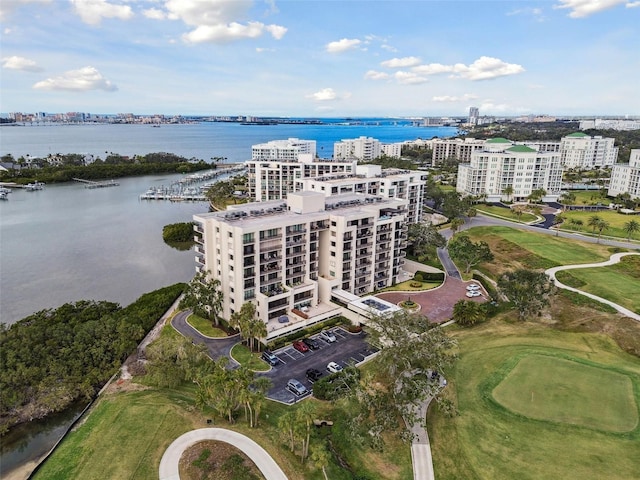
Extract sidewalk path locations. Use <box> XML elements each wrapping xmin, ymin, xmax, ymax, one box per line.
<box><xmin>159</xmin><ymin>428</ymin><xmax>288</xmax><ymax>480</ymax></box>
<box><xmin>407</xmin><ymin>399</ymin><xmax>435</xmax><ymax>480</ymax></box>
<box><xmin>545</xmin><ymin>252</ymin><xmax>640</xmax><ymax>322</ymax></box>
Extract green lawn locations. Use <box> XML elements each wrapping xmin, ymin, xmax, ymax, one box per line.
<box><xmin>555</xmin><ymin>255</ymin><xmax>640</xmax><ymax>313</ymax></box>
<box><xmin>428</xmin><ymin>321</ymin><xmax>640</xmax><ymax>480</ymax></box>
<box><xmin>230</xmin><ymin>343</ymin><xmax>270</xmax><ymax>372</ymax></box>
<box><xmin>466</xmin><ymin>226</ymin><xmax>611</xmax><ymax>268</ymax></box>
<box><xmin>560</xmin><ymin>210</ymin><xmax>640</xmax><ymax>241</ymax></box>
<box><xmin>567</xmin><ymin>190</ymin><xmax>610</xmax><ymax>206</ymax></box>
<box><xmin>476</xmin><ymin>205</ymin><xmax>538</xmax><ymax>223</ymax></box>
<box><xmin>492</xmin><ymin>354</ymin><xmax>637</xmax><ymax>432</ymax></box>
<box><xmin>186</xmin><ymin>314</ymin><xmax>228</xmax><ymax>337</ymax></box>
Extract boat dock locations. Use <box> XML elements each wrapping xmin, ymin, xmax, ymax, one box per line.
<box><xmin>72</xmin><ymin>178</ymin><xmax>120</xmax><ymax>189</ymax></box>
<box><xmin>139</xmin><ymin>165</ymin><xmax>246</xmax><ymax>202</ymax></box>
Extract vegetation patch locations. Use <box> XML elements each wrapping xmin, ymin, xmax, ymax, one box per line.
<box><xmin>187</xmin><ymin>313</ymin><xmax>228</xmax><ymax>337</ymax></box>
<box><xmin>428</xmin><ymin>319</ymin><xmax>640</xmax><ymax>480</ymax></box>
<box><xmin>179</xmin><ymin>440</ymin><xmax>264</xmax><ymax>480</ymax></box>
<box><xmin>491</xmin><ymin>354</ymin><xmax>638</xmax><ymax>432</ymax></box>
<box><xmin>560</xmin><ymin>210</ymin><xmax>640</xmax><ymax>241</ymax></box>
<box><xmin>162</xmin><ymin>222</ymin><xmax>196</xmax><ymax>251</ymax></box>
<box><xmin>476</xmin><ymin>204</ymin><xmax>538</xmax><ymax>223</ymax></box>
<box><xmin>230</xmin><ymin>344</ymin><xmax>270</xmax><ymax>372</ymax></box>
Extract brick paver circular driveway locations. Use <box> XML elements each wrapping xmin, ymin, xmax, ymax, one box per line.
<box><xmin>376</xmin><ymin>277</ymin><xmax>486</xmax><ymax>323</ymax></box>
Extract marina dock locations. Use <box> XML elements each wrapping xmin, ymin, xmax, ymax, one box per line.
<box><xmin>139</xmin><ymin>165</ymin><xmax>245</xmax><ymax>202</ymax></box>
<box><xmin>73</xmin><ymin>178</ymin><xmax>120</xmax><ymax>189</ymax></box>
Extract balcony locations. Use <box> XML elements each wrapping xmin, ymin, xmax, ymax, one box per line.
<box><xmin>260</xmin><ymin>238</ymin><xmax>282</xmax><ymax>251</ymax></box>
<box><xmin>286</xmin><ymin>236</ymin><xmax>305</xmax><ymax>247</ymax></box>
<box><xmin>260</xmin><ymin>252</ymin><xmax>281</xmax><ymax>263</ymax></box>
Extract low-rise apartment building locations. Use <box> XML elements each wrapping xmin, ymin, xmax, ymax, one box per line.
<box><xmin>295</xmin><ymin>165</ymin><xmax>426</xmax><ymax>223</ymax></box>
<box><xmin>456</xmin><ymin>137</ymin><xmax>563</xmax><ymax>202</ymax></box>
<box><xmin>608</xmin><ymin>149</ymin><xmax>640</xmax><ymax>200</ymax></box>
<box><xmin>193</xmin><ymin>191</ymin><xmax>408</xmax><ymax>338</ymax></box>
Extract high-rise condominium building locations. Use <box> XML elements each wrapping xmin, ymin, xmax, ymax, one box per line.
<box><xmin>193</xmin><ymin>191</ymin><xmax>408</xmax><ymax>339</ymax></box>
<box><xmin>456</xmin><ymin>138</ymin><xmax>563</xmax><ymax>202</ymax></box>
<box><xmin>429</xmin><ymin>137</ymin><xmax>486</xmax><ymax>164</ymax></box>
<box><xmin>468</xmin><ymin>107</ymin><xmax>479</xmax><ymax>125</ymax></box>
<box><xmin>334</xmin><ymin>136</ymin><xmax>382</xmax><ymax>161</ymax></box>
<box><xmin>608</xmin><ymin>149</ymin><xmax>640</xmax><ymax>200</ymax></box>
<box><xmin>295</xmin><ymin>164</ymin><xmax>426</xmax><ymax>223</ymax></box>
<box><xmin>560</xmin><ymin>132</ymin><xmax>618</xmax><ymax>169</ymax></box>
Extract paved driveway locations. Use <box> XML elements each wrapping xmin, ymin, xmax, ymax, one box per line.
<box><xmin>171</xmin><ymin>310</ymin><xmax>239</xmax><ymax>360</ymax></box>
<box><xmin>259</xmin><ymin>327</ymin><xmax>377</xmax><ymax>404</ymax></box>
<box><xmin>376</xmin><ymin>277</ymin><xmax>487</xmax><ymax>323</ymax></box>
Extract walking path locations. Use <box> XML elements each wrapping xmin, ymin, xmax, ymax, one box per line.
<box><xmin>545</xmin><ymin>252</ymin><xmax>640</xmax><ymax>322</ymax></box>
<box><xmin>159</xmin><ymin>428</ymin><xmax>288</xmax><ymax>480</ymax></box>
<box><xmin>406</xmin><ymin>399</ymin><xmax>435</xmax><ymax>480</ymax></box>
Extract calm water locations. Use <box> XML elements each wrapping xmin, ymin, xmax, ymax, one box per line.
<box><xmin>0</xmin><ymin>121</ymin><xmax>455</xmax><ymax>475</ymax></box>
<box><xmin>0</xmin><ymin>120</ymin><xmax>456</xmax><ymax>162</ymax></box>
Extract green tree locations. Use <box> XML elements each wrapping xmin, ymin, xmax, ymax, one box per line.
<box><xmin>498</xmin><ymin>269</ymin><xmax>555</xmax><ymax>320</ymax></box>
<box><xmin>527</xmin><ymin>188</ymin><xmax>547</xmax><ymax>204</ymax></box>
<box><xmin>560</xmin><ymin>191</ymin><xmax>576</xmax><ymax>206</ymax></box>
<box><xmin>450</xmin><ymin>217</ymin><xmax>465</xmax><ymax>234</ymax></box>
<box><xmin>467</xmin><ymin>207</ymin><xmax>477</xmax><ymax>223</ymax></box>
<box><xmin>441</xmin><ymin>191</ymin><xmax>470</xmax><ymax>220</ymax></box>
<box><xmin>354</xmin><ymin>310</ymin><xmax>457</xmax><ymax>446</ymax></box>
<box><xmin>587</xmin><ymin>214</ymin><xmax>602</xmax><ymax>233</ymax></box>
<box><xmin>407</xmin><ymin>222</ymin><xmax>446</xmax><ymax>259</ymax></box>
<box><xmin>310</xmin><ymin>444</ymin><xmax>331</xmax><ymax>480</ymax></box>
<box><xmin>502</xmin><ymin>185</ymin><xmax>514</xmax><ymax>202</ymax></box>
<box><xmin>452</xmin><ymin>299</ymin><xmax>484</xmax><ymax>326</ymax></box>
<box><xmin>448</xmin><ymin>235</ymin><xmax>494</xmax><ymax>274</ymax></box>
<box><xmin>594</xmin><ymin>218</ymin><xmax>610</xmax><ymax>243</ymax></box>
<box><xmin>623</xmin><ymin>220</ymin><xmax>640</xmax><ymax>240</ymax></box>
<box><xmin>180</xmin><ymin>271</ymin><xmax>224</xmax><ymax>326</ymax></box>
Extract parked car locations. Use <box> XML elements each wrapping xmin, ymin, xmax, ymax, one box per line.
<box><xmin>302</xmin><ymin>337</ymin><xmax>320</xmax><ymax>350</ymax></box>
<box><xmin>292</xmin><ymin>340</ymin><xmax>309</xmax><ymax>353</ymax></box>
<box><xmin>327</xmin><ymin>361</ymin><xmax>343</xmax><ymax>374</ymax></box>
<box><xmin>261</xmin><ymin>350</ymin><xmax>279</xmax><ymax>366</ymax></box>
<box><xmin>319</xmin><ymin>330</ymin><xmax>337</xmax><ymax>343</ymax></box>
<box><xmin>306</xmin><ymin>368</ymin><xmax>323</xmax><ymax>382</ymax></box>
<box><xmin>466</xmin><ymin>284</ymin><xmax>481</xmax><ymax>291</ymax></box>
<box><xmin>287</xmin><ymin>378</ymin><xmax>308</xmax><ymax>396</ymax></box>
<box><xmin>466</xmin><ymin>291</ymin><xmax>482</xmax><ymax>298</ymax></box>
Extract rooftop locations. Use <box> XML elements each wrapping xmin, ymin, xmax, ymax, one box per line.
<box><xmin>566</xmin><ymin>132</ymin><xmax>589</xmax><ymax>138</ymax></box>
<box><xmin>486</xmin><ymin>137</ymin><xmax>512</xmax><ymax>144</ymax></box>
<box><xmin>506</xmin><ymin>145</ymin><xmax>537</xmax><ymax>153</ymax></box>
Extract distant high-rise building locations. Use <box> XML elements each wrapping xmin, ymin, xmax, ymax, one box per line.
<box><xmin>468</xmin><ymin>107</ymin><xmax>479</xmax><ymax>125</ymax></box>
<box><xmin>608</xmin><ymin>149</ymin><xmax>640</xmax><ymax>200</ymax></box>
<box><xmin>560</xmin><ymin>132</ymin><xmax>618</xmax><ymax>169</ymax></box>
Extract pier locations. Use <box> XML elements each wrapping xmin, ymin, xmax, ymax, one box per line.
<box><xmin>72</xmin><ymin>178</ymin><xmax>120</xmax><ymax>189</ymax></box>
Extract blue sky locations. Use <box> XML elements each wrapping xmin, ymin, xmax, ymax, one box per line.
<box><xmin>1</xmin><ymin>0</ymin><xmax>639</xmax><ymax>117</ymax></box>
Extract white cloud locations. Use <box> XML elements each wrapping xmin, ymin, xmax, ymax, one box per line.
<box><xmin>33</xmin><ymin>66</ymin><xmax>117</xmax><ymax>91</ymax></box>
<box><xmin>381</xmin><ymin>56</ymin><xmax>421</xmax><ymax>68</ymax></box>
<box><xmin>627</xmin><ymin>1</ymin><xmax>640</xmax><ymax>7</ymax></box>
<box><xmin>307</xmin><ymin>88</ymin><xmax>337</xmax><ymax>101</ymax></box>
<box><xmin>2</xmin><ymin>55</ymin><xmax>43</xmax><ymax>72</ymax></box>
<box><xmin>364</xmin><ymin>70</ymin><xmax>389</xmax><ymax>80</ymax></box>
<box><xmin>380</xmin><ymin>43</ymin><xmax>398</xmax><ymax>53</ymax></box>
<box><xmin>394</xmin><ymin>71</ymin><xmax>428</xmax><ymax>85</ymax></box>
<box><xmin>507</xmin><ymin>7</ymin><xmax>546</xmax><ymax>21</ymax></box>
<box><xmin>0</xmin><ymin>0</ymin><xmax>52</xmax><ymax>22</ymax></box>
<box><xmin>70</xmin><ymin>0</ymin><xmax>133</xmax><ymax>25</ymax></box>
<box><xmin>142</xmin><ymin>8</ymin><xmax>166</xmax><ymax>20</ymax></box>
<box><xmin>162</xmin><ymin>0</ymin><xmax>287</xmax><ymax>44</ymax></box>
<box><xmin>432</xmin><ymin>94</ymin><xmax>478</xmax><ymax>102</ymax></box>
<box><xmin>553</xmin><ymin>0</ymin><xmax>627</xmax><ymax>18</ymax></box>
<box><xmin>256</xmin><ymin>47</ymin><xmax>275</xmax><ymax>53</ymax></box>
<box><xmin>325</xmin><ymin>38</ymin><xmax>362</xmax><ymax>53</ymax></box>
<box><xmin>412</xmin><ymin>56</ymin><xmax>524</xmax><ymax>81</ymax></box>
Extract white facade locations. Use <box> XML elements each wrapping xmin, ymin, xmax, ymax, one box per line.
<box><xmin>429</xmin><ymin>137</ymin><xmax>486</xmax><ymax>164</ymax></box>
<box><xmin>456</xmin><ymin>138</ymin><xmax>563</xmax><ymax>202</ymax></box>
<box><xmin>608</xmin><ymin>149</ymin><xmax>640</xmax><ymax>200</ymax></box>
<box><xmin>295</xmin><ymin>165</ymin><xmax>427</xmax><ymax>223</ymax></box>
<box><xmin>251</xmin><ymin>138</ymin><xmax>316</xmax><ymax>161</ymax></box>
<box><xmin>381</xmin><ymin>142</ymin><xmax>403</xmax><ymax>158</ymax></box>
<box><xmin>193</xmin><ymin>192</ymin><xmax>408</xmax><ymax>339</ymax></box>
<box><xmin>560</xmin><ymin>133</ymin><xmax>618</xmax><ymax>169</ymax></box>
<box><xmin>334</xmin><ymin>136</ymin><xmax>382</xmax><ymax>161</ymax></box>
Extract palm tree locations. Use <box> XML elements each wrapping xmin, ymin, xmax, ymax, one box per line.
<box><xmin>623</xmin><ymin>220</ymin><xmax>640</xmax><ymax>241</ymax></box>
<box><xmin>595</xmin><ymin>218</ymin><xmax>610</xmax><ymax>243</ymax></box>
<box><xmin>452</xmin><ymin>299</ymin><xmax>484</xmax><ymax>326</ymax></box>
<box><xmin>502</xmin><ymin>185</ymin><xmax>514</xmax><ymax>203</ymax></box>
<box><xmin>587</xmin><ymin>214</ymin><xmax>602</xmax><ymax>233</ymax></box>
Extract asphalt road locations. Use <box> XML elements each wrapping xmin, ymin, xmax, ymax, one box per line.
<box><xmin>171</xmin><ymin>310</ymin><xmax>239</xmax><ymax>360</ymax></box>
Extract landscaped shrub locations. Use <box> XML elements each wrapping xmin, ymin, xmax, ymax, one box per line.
<box><xmin>313</xmin><ymin>367</ymin><xmax>361</xmax><ymax>401</ymax></box>
<box><xmin>415</xmin><ymin>270</ymin><xmax>445</xmax><ymax>282</ymax></box>
<box><xmin>471</xmin><ymin>273</ymin><xmax>498</xmax><ymax>300</ymax></box>
<box><xmin>414</xmin><ymin>272</ymin><xmax>424</xmax><ymax>282</ymax></box>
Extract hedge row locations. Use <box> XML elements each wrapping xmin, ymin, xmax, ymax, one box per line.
<box><xmin>266</xmin><ymin>315</ymin><xmax>348</xmax><ymax>350</ymax></box>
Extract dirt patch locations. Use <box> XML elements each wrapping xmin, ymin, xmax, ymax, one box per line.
<box><xmin>179</xmin><ymin>440</ymin><xmax>265</xmax><ymax>480</ymax></box>
<box><xmin>103</xmin><ymin>378</ymin><xmax>150</xmax><ymax>395</ymax></box>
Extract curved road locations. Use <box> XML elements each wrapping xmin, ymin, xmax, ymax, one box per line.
<box><xmin>546</xmin><ymin>252</ymin><xmax>640</xmax><ymax>321</ymax></box>
<box><xmin>171</xmin><ymin>310</ymin><xmax>239</xmax><ymax>361</ymax></box>
<box><xmin>159</xmin><ymin>428</ymin><xmax>288</xmax><ymax>480</ymax></box>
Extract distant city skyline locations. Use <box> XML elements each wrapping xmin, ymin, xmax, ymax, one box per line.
<box><xmin>1</xmin><ymin>1</ymin><xmax>639</xmax><ymax>117</ymax></box>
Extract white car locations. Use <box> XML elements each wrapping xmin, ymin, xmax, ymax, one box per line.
<box><xmin>327</xmin><ymin>361</ymin><xmax>343</xmax><ymax>374</ymax></box>
<box><xmin>319</xmin><ymin>330</ymin><xmax>337</xmax><ymax>343</ymax></box>
<box><xmin>466</xmin><ymin>291</ymin><xmax>482</xmax><ymax>298</ymax></box>
<box><xmin>466</xmin><ymin>284</ymin><xmax>481</xmax><ymax>291</ymax></box>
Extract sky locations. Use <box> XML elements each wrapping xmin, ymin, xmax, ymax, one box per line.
<box><xmin>1</xmin><ymin>0</ymin><xmax>639</xmax><ymax>117</ymax></box>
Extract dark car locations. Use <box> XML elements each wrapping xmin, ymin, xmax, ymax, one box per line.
<box><xmin>302</xmin><ymin>337</ymin><xmax>320</xmax><ymax>350</ymax></box>
<box><xmin>292</xmin><ymin>340</ymin><xmax>309</xmax><ymax>353</ymax></box>
<box><xmin>261</xmin><ymin>350</ymin><xmax>279</xmax><ymax>366</ymax></box>
<box><xmin>306</xmin><ymin>368</ymin><xmax>323</xmax><ymax>382</ymax></box>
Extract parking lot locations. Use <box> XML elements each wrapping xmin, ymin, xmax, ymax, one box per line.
<box><xmin>259</xmin><ymin>327</ymin><xmax>378</xmax><ymax>404</ymax></box>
